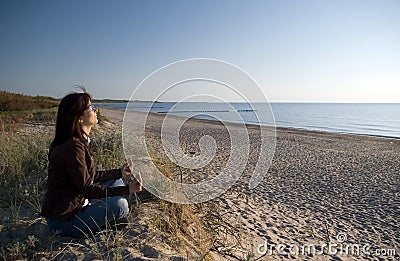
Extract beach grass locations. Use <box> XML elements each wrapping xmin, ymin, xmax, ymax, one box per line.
<box><xmin>0</xmin><ymin>120</ymin><xmax>53</xmax><ymax>260</ymax></box>
<box><xmin>0</xmin><ymin>91</ymin><xmax>59</xmax><ymax>112</ymax></box>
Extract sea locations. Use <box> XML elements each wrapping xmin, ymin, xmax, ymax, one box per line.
<box><xmin>96</xmin><ymin>102</ymin><xmax>400</xmax><ymax>139</ymax></box>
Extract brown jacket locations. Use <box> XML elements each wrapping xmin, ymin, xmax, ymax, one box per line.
<box><xmin>41</xmin><ymin>137</ymin><xmax>129</xmax><ymax>221</ymax></box>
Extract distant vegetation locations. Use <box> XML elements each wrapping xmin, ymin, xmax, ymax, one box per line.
<box><xmin>0</xmin><ymin>91</ymin><xmax>59</xmax><ymax>129</ymax></box>
<box><xmin>0</xmin><ymin>91</ymin><xmax>59</xmax><ymax>112</ymax></box>
<box><xmin>93</xmin><ymin>99</ymin><xmax>129</xmax><ymax>103</ymax></box>
<box><xmin>92</xmin><ymin>99</ymin><xmax>159</xmax><ymax>103</ymax></box>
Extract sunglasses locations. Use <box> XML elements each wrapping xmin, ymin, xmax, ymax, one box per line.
<box><xmin>87</xmin><ymin>104</ymin><xmax>97</xmax><ymax>112</ymax></box>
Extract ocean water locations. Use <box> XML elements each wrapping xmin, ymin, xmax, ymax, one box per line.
<box><xmin>97</xmin><ymin>102</ymin><xmax>400</xmax><ymax>139</ymax></box>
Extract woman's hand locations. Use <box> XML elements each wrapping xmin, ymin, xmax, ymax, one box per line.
<box><xmin>128</xmin><ymin>172</ymin><xmax>143</xmax><ymax>193</ymax></box>
<box><xmin>121</xmin><ymin>159</ymin><xmax>133</xmax><ymax>178</ymax></box>
<box><xmin>122</xmin><ymin>159</ymin><xmax>142</xmax><ymax>193</ymax></box>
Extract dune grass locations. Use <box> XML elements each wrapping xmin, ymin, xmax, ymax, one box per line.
<box><xmin>0</xmin><ymin>125</ymin><xmax>53</xmax><ymax>260</ymax></box>
<box><xmin>0</xmin><ymin>91</ymin><xmax>59</xmax><ymax>112</ymax></box>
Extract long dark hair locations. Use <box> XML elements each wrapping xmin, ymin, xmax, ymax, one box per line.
<box><xmin>49</xmin><ymin>89</ymin><xmax>92</xmax><ymax>157</ymax></box>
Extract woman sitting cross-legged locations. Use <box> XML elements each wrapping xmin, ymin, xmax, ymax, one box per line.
<box><xmin>41</xmin><ymin>89</ymin><xmax>142</xmax><ymax>237</ymax></box>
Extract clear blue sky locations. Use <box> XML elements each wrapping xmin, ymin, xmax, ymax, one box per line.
<box><xmin>0</xmin><ymin>0</ymin><xmax>399</xmax><ymax>102</ymax></box>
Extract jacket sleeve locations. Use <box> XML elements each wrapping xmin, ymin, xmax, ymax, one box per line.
<box><xmin>94</xmin><ymin>168</ymin><xmax>122</xmax><ymax>183</ymax></box>
<box><xmin>65</xmin><ymin>141</ymin><xmax>129</xmax><ymax>199</ymax></box>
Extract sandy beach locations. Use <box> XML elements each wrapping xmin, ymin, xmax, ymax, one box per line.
<box><xmin>100</xmin><ymin>107</ymin><xmax>399</xmax><ymax>260</ymax></box>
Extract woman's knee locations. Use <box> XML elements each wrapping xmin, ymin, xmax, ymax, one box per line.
<box><xmin>107</xmin><ymin>197</ymin><xmax>129</xmax><ymax>219</ymax></box>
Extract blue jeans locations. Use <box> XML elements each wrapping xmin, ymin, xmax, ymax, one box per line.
<box><xmin>46</xmin><ymin>178</ymin><xmax>129</xmax><ymax>237</ymax></box>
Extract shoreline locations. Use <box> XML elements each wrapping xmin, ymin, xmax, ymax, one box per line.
<box><xmin>100</xmin><ymin>107</ymin><xmax>400</xmax><ymax>141</ymax></box>
<box><xmin>96</xmin><ymin>102</ymin><xmax>400</xmax><ymax>140</ymax></box>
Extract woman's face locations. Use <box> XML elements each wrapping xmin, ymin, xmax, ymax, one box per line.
<box><xmin>80</xmin><ymin>102</ymin><xmax>98</xmax><ymax>127</ymax></box>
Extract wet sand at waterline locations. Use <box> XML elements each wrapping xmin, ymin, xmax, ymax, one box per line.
<box><xmin>102</xmin><ymin>108</ymin><xmax>399</xmax><ymax>260</ymax></box>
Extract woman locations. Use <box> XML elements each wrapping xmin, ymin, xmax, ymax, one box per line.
<box><xmin>41</xmin><ymin>90</ymin><xmax>142</xmax><ymax>237</ymax></box>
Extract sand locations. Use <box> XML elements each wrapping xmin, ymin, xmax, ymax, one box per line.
<box><xmin>100</xmin><ymin>108</ymin><xmax>399</xmax><ymax>260</ymax></box>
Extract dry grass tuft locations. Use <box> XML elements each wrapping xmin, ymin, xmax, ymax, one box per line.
<box><xmin>147</xmin><ymin>145</ymin><xmax>253</xmax><ymax>260</ymax></box>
